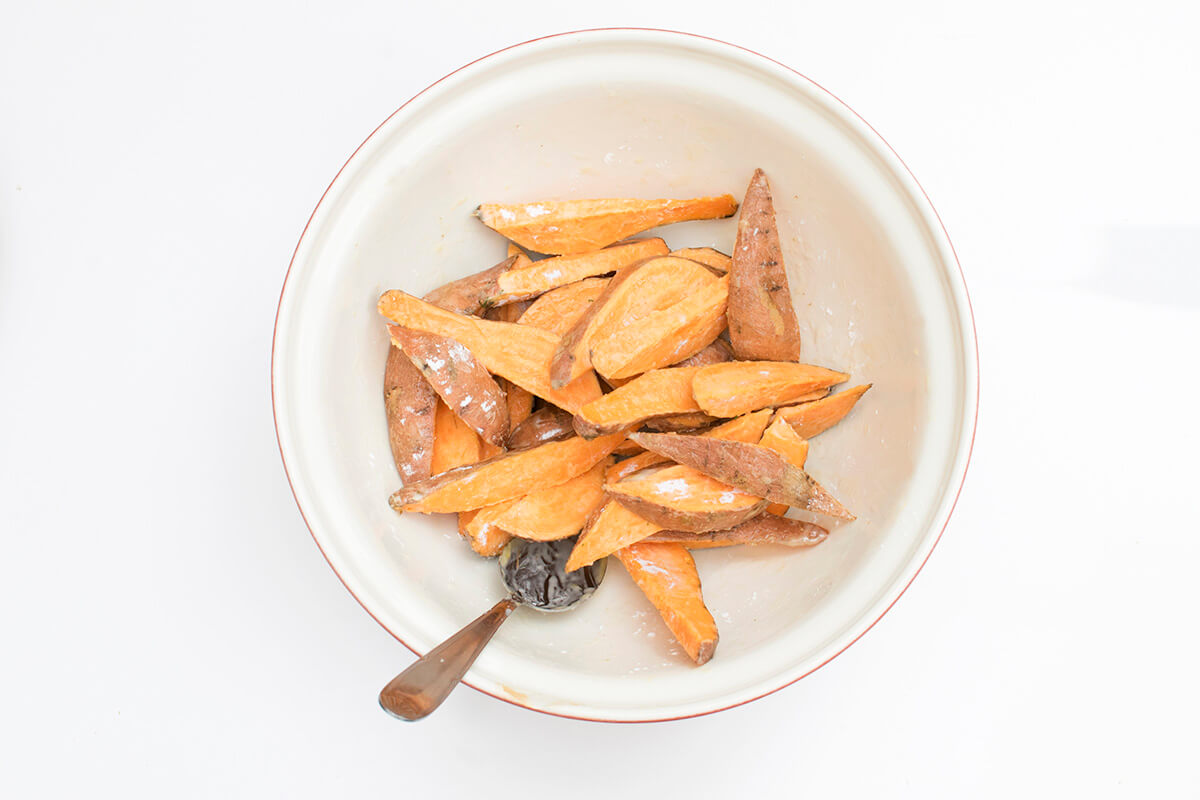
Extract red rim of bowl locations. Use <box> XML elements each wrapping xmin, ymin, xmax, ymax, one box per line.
<box><xmin>270</xmin><ymin>27</ymin><xmax>980</xmax><ymax>724</ymax></box>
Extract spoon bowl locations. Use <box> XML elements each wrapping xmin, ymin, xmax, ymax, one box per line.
<box><xmin>379</xmin><ymin>539</ymin><xmax>606</xmax><ymax>720</ymax></box>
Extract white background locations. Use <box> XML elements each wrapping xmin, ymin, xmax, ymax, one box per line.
<box><xmin>3</xmin><ymin>1</ymin><xmax>1198</xmax><ymax>797</ymax></box>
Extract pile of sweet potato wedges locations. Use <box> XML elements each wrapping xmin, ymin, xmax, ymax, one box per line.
<box><xmin>377</xmin><ymin>170</ymin><xmax>869</xmax><ymax>665</ymax></box>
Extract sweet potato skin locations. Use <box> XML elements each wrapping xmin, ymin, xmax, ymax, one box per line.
<box><xmin>573</xmin><ymin>367</ymin><xmax>702</xmax><ymax>438</ymax></box>
<box><xmin>627</xmin><ymin>432</ymin><xmax>855</xmax><ymax>519</ymax></box>
<box><xmin>422</xmin><ymin>255</ymin><xmax>518</xmax><ymax>315</ymax></box>
<box><xmin>506</xmin><ymin>406</ymin><xmax>576</xmax><ymax>450</ymax></box>
<box><xmin>758</xmin><ymin>415</ymin><xmax>810</xmax><ymax>515</ymax></box>
<box><xmin>383</xmin><ymin>343</ymin><xmax>437</xmax><ymax>483</ymax></box>
<box><xmin>643</xmin><ymin>413</ymin><xmax>719</xmax><ymax>432</ymax></box>
<box><xmin>477</xmin><ymin>196</ymin><xmax>738</xmax><ymax>255</ymax></box>
<box><xmin>616</xmin><ymin>542</ymin><xmax>718</xmax><ymax>665</ymax></box>
<box><xmin>775</xmin><ymin>384</ymin><xmax>872</xmax><ymax>438</ymax></box>
<box><xmin>691</xmin><ymin>361</ymin><xmax>846</xmax><ymax>418</ymax></box>
<box><xmin>391</xmin><ymin>432</ymin><xmax>626</xmax><ymax>513</ymax></box>
<box><xmin>670</xmin><ymin>337</ymin><xmax>734</xmax><ymax>369</ymax></box>
<box><xmin>389</xmin><ymin>326</ymin><xmax>509</xmax><ymax>448</ymax></box>
<box><xmin>613</xmin><ymin>408</ymin><xmax>774</xmax><ymax>476</ymax></box>
<box><xmin>606</xmin><ymin>465</ymin><xmax>768</xmax><ymax>533</ymax></box>
<box><xmin>728</xmin><ymin>169</ymin><xmax>803</xmax><ymax>361</ymax></box>
<box><xmin>378</xmin><ymin>292</ymin><xmax>602</xmax><ymax>413</ymax></box>
<box><xmin>644</xmin><ymin>514</ymin><xmax>828</xmax><ymax>549</ymax></box>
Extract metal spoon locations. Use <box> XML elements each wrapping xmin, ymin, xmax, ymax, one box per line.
<box><xmin>378</xmin><ymin>537</ymin><xmax>607</xmax><ymax>720</ymax></box>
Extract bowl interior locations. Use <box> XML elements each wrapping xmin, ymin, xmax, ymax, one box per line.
<box><xmin>273</xmin><ymin>31</ymin><xmax>974</xmax><ymax>721</ymax></box>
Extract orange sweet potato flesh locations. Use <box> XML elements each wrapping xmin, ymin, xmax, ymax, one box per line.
<box><xmin>477</xmin><ymin>195</ymin><xmax>738</xmax><ymax>256</ymax></box>
<box><xmin>728</xmin><ymin>169</ymin><xmax>803</xmax><ymax>361</ymax></box>
<box><xmin>672</xmin><ymin>247</ymin><xmax>732</xmax><ymax>273</ymax></box>
<box><xmin>507</xmin><ymin>242</ymin><xmax>534</xmax><ymax>270</ymax></box>
<box><xmin>573</xmin><ymin>367</ymin><xmax>702</xmax><ymax>438</ymax></box>
<box><xmin>506</xmin><ymin>406</ymin><xmax>575</xmax><ymax>450</ymax></box>
<box><xmin>775</xmin><ymin>384</ymin><xmax>872</xmax><ymax>439</ymax></box>
<box><xmin>644</xmin><ymin>514</ymin><xmax>828</xmax><ymax>549</ymax></box>
<box><xmin>389</xmin><ymin>326</ymin><xmax>509</xmax><ymax>447</ymax></box>
<box><xmin>566</xmin><ymin>500</ymin><xmax>663</xmax><ymax>572</ymax></box>
<box><xmin>485</xmin><ymin>294</ymin><xmax>536</xmax><ymax>430</ymax></box>
<box><xmin>431</xmin><ymin>399</ymin><xmax>486</xmax><ymax>475</ymax></box>
<box><xmin>495</xmin><ymin>238</ymin><xmax>667</xmax><ymax>300</ymax></box>
<box><xmin>378</xmin><ymin>291</ymin><xmax>601</xmax><ymax>413</ymax></box>
<box><xmin>458</xmin><ymin>507</ymin><xmax>514</xmax><ymax>557</ymax></box>
<box><xmin>391</xmin><ymin>432</ymin><xmax>626</xmax><ymax>513</ymax></box>
<box><xmin>517</xmin><ymin>277</ymin><xmax>609</xmax><ymax>336</ymax></box>
<box><xmin>589</xmin><ymin>274</ymin><xmax>730</xmax><ymax>380</ymax></box>
<box><xmin>670</xmin><ymin>337</ymin><xmax>733</xmax><ymax>369</ymax></box>
<box><xmin>504</xmin><ymin>382</ymin><xmax>534</xmax><ymax>433</ymax></box>
<box><xmin>422</xmin><ymin>255</ymin><xmax>518</xmax><ymax>316</ymax></box>
<box><xmin>606</xmin><ymin>464</ymin><xmax>768</xmax><ymax>533</ymax></box>
<box><xmin>384</xmin><ymin>343</ymin><xmax>437</xmax><ymax>483</ymax></box>
<box><xmin>491</xmin><ymin>460</ymin><xmax>609</xmax><ymax>541</ymax></box>
<box><xmin>610</xmin><ymin>409</ymin><xmax>774</xmax><ymax>478</ymax></box>
<box><xmin>550</xmin><ymin>256</ymin><xmax>717</xmax><ymax>388</ymax></box>
<box><xmin>616</xmin><ymin>542</ymin><xmax>718</xmax><ymax>665</ymax></box>
<box><xmin>627</xmin><ymin>432</ymin><xmax>855</xmax><ymax>520</ymax></box>
<box><xmin>691</xmin><ymin>361</ymin><xmax>847</xmax><ymax>418</ymax></box>
<box><xmin>758</xmin><ymin>416</ymin><xmax>810</xmax><ymax>515</ymax></box>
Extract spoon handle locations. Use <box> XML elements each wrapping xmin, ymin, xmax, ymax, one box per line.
<box><xmin>379</xmin><ymin>598</ymin><xmax>517</xmax><ymax>721</ymax></box>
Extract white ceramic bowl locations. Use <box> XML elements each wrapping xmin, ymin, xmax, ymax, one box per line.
<box><xmin>272</xmin><ymin>29</ymin><xmax>977</xmax><ymax>722</ymax></box>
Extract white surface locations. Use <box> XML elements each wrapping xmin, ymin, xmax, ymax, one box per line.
<box><xmin>273</xmin><ymin>30</ymin><xmax>976</xmax><ymax>720</ymax></box>
<box><xmin>1</xmin><ymin>1</ymin><xmax>1197</xmax><ymax>796</ymax></box>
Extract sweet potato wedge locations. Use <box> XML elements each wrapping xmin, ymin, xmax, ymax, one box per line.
<box><xmin>549</xmin><ymin>256</ymin><xmax>718</xmax><ymax>387</ymax></box>
<box><xmin>483</xmin><ymin>293</ymin><xmax>536</xmax><ymax>431</ymax></box>
<box><xmin>391</xmin><ymin>432</ymin><xmax>626</xmax><ymax>514</ymax></box>
<box><xmin>606</xmin><ymin>464</ymin><xmax>768</xmax><ymax>533</ymax></box>
<box><xmin>383</xmin><ymin>342</ymin><xmax>437</xmax><ymax>483</ymax></box>
<box><xmin>389</xmin><ymin>326</ymin><xmax>509</xmax><ymax>448</ymax></box>
<box><xmin>691</xmin><ymin>361</ymin><xmax>847</xmax><ymax>418</ymax></box>
<box><xmin>627</xmin><ymin>432</ymin><xmax>855</xmax><ymax>520</ymax></box>
<box><xmin>610</xmin><ymin>408</ymin><xmax>775</xmax><ymax>478</ymax></box>
<box><xmin>775</xmin><ymin>384</ymin><xmax>872</xmax><ymax>439</ymax></box>
<box><xmin>477</xmin><ymin>195</ymin><xmax>738</xmax><ymax>256</ymax></box>
<box><xmin>616</xmin><ymin>542</ymin><xmax>718</xmax><ymax>665</ymax></box>
<box><xmin>517</xmin><ymin>277</ymin><xmax>609</xmax><ymax>336</ymax></box>
<box><xmin>430</xmin><ymin>398</ymin><xmax>485</xmax><ymax>475</ymax></box>
<box><xmin>573</xmin><ymin>367</ymin><xmax>702</xmax><ymax>438</ymax></box>
<box><xmin>507</xmin><ymin>241</ymin><xmax>533</xmax><ymax>270</ymax></box>
<box><xmin>672</xmin><ymin>247</ymin><xmax>732</xmax><ymax>273</ymax></box>
<box><xmin>506</xmin><ymin>406</ymin><xmax>575</xmax><ymax>450</ymax></box>
<box><xmin>495</xmin><ymin>238</ymin><xmax>667</xmax><ymax>300</ymax></box>
<box><xmin>589</xmin><ymin>274</ymin><xmax>730</xmax><ymax>380</ymax></box>
<box><xmin>378</xmin><ymin>292</ymin><xmax>601</xmax><ymax>413</ymax></box>
<box><xmin>422</xmin><ymin>255</ymin><xmax>518</xmax><ymax>315</ymax></box>
<box><xmin>490</xmin><ymin>460</ymin><xmax>609</xmax><ymax>541</ymax></box>
<box><xmin>644</xmin><ymin>514</ymin><xmax>828</xmax><ymax>549</ymax></box>
<box><xmin>566</xmin><ymin>500</ymin><xmax>663</xmax><ymax>572</ymax></box>
<box><xmin>758</xmin><ymin>415</ymin><xmax>810</xmax><ymax>515</ymax></box>
<box><xmin>504</xmin><ymin>381</ymin><xmax>534</xmax><ymax>432</ymax></box>
<box><xmin>669</xmin><ymin>337</ymin><xmax>734</xmax><ymax>369</ymax></box>
<box><xmin>728</xmin><ymin>169</ymin><xmax>804</xmax><ymax>361</ymax></box>
<box><xmin>458</xmin><ymin>507</ymin><xmax>514</xmax><ymax>557</ymax></box>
